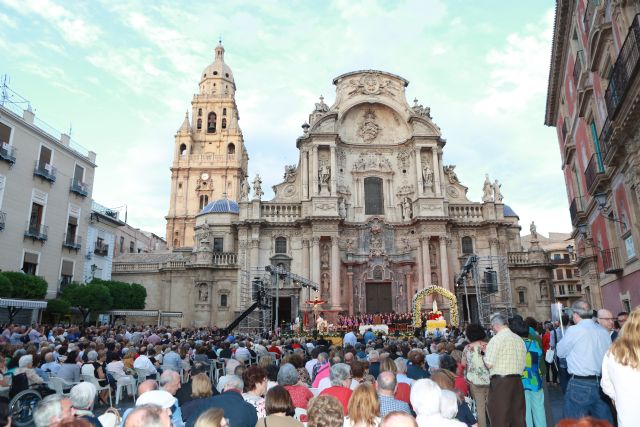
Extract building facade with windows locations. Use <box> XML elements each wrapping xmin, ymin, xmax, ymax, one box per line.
<box><xmin>545</xmin><ymin>0</ymin><xmax>640</xmax><ymax>312</ymax></box>
<box><xmin>0</xmin><ymin>98</ymin><xmax>96</xmax><ymax>298</ymax></box>
<box><xmin>113</xmin><ymin>45</ymin><xmax>557</xmax><ymax>327</ymax></box>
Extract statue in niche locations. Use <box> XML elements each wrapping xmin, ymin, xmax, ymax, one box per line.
<box><xmin>252</xmin><ymin>174</ymin><xmax>263</xmax><ymax>200</ymax></box>
<box><xmin>401</xmin><ymin>197</ymin><xmax>413</xmax><ymax>221</ymax></box>
<box><xmin>321</xmin><ymin>243</ymin><xmax>330</xmax><ymax>269</ymax></box>
<box><xmin>321</xmin><ymin>272</ymin><xmax>330</xmax><ymax>298</ymax></box>
<box><xmin>431</xmin><ymin>272</ymin><xmax>439</xmax><ymax>286</ymax></box>
<box><xmin>443</xmin><ymin>165</ymin><xmax>459</xmax><ymax>184</ymax></box>
<box><xmin>198</xmin><ymin>285</ymin><xmax>208</xmax><ymax>303</ymax></box>
<box><xmin>338</xmin><ymin>198</ymin><xmax>346</xmax><ymax>218</ymax></box>
<box><xmin>319</xmin><ymin>162</ymin><xmax>331</xmax><ymax>187</ymax></box>
<box><xmin>429</xmin><ymin>243</ymin><xmax>437</xmax><ymax>266</ymax></box>
<box><xmin>240</xmin><ymin>176</ymin><xmax>250</xmax><ymax>201</ymax></box>
<box><xmin>493</xmin><ymin>179</ymin><xmax>503</xmax><ymax>202</ymax></box>
<box><xmin>422</xmin><ymin>162</ymin><xmax>434</xmax><ymax>191</ymax></box>
<box><xmin>482</xmin><ymin>174</ymin><xmax>493</xmax><ymax>202</ymax></box>
<box><xmin>358</xmin><ymin>109</ymin><xmax>381</xmax><ymax>143</ymax></box>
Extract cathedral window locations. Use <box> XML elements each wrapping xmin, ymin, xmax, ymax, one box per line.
<box><xmin>222</xmin><ymin>118</ymin><xmax>227</xmax><ymax>129</ymax></box>
<box><xmin>213</xmin><ymin>237</ymin><xmax>224</xmax><ymax>252</ymax></box>
<box><xmin>198</xmin><ymin>108</ymin><xmax>202</xmax><ymax>116</ymax></box>
<box><xmin>461</xmin><ymin>236</ymin><xmax>474</xmax><ymax>254</ymax></box>
<box><xmin>197</xmin><ymin>118</ymin><xmax>202</xmax><ymax>130</ymax></box>
<box><xmin>275</xmin><ymin>237</ymin><xmax>287</xmax><ymax>254</ymax></box>
<box><xmin>179</xmin><ymin>144</ymin><xmax>187</xmax><ymax>158</ymax></box>
<box><xmin>199</xmin><ymin>195</ymin><xmax>209</xmax><ymax>210</ymax></box>
<box><xmin>227</xmin><ymin>143</ymin><xmax>235</xmax><ymax>155</ymax></box>
<box><xmin>220</xmin><ymin>294</ymin><xmax>227</xmax><ymax>307</ymax></box>
<box><xmin>364</xmin><ymin>177</ymin><xmax>384</xmax><ymax>215</ymax></box>
<box><xmin>223</xmin><ymin>108</ymin><xmax>227</xmax><ymax>116</ymax></box>
<box><xmin>207</xmin><ymin>112</ymin><xmax>217</xmax><ymax>133</ymax></box>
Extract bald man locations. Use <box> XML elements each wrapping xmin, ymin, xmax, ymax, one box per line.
<box><xmin>125</xmin><ymin>404</ymin><xmax>171</xmax><ymax>427</ymax></box>
<box><xmin>597</xmin><ymin>309</ymin><xmax>617</xmax><ymax>341</ymax></box>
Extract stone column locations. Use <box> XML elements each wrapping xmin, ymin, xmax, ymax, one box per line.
<box><xmin>311</xmin><ymin>237</ymin><xmax>320</xmax><ymax>288</ymax></box>
<box><xmin>415</xmin><ymin>146</ymin><xmax>423</xmax><ymax>196</ymax></box>
<box><xmin>417</xmin><ymin>240</ymin><xmax>424</xmax><ymax>291</ymax></box>
<box><xmin>405</xmin><ymin>272</ymin><xmax>413</xmax><ymax>311</ymax></box>
<box><xmin>439</xmin><ymin>237</ymin><xmax>450</xmax><ymax>290</ymax></box>
<box><xmin>331</xmin><ymin>237</ymin><xmax>340</xmax><ymax>307</ymax></box>
<box><xmin>347</xmin><ymin>270</ymin><xmax>354</xmax><ymax>315</ymax></box>
<box><xmin>301</xmin><ymin>150</ymin><xmax>309</xmax><ymax>199</ymax></box>
<box><xmin>422</xmin><ymin>236</ymin><xmax>431</xmax><ymax>288</ymax></box>
<box><xmin>330</xmin><ymin>146</ymin><xmax>336</xmax><ymax>195</ymax></box>
<box><xmin>311</xmin><ymin>146</ymin><xmax>318</xmax><ymax>196</ymax></box>
<box><xmin>433</xmin><ymin>148</ymin><xmax>442</xmax><ymax>196</ymax></box>
<box><xmin>302</xmin><ymin>239</ymin><xmax>310</xmax><ymax>310</ymax></box>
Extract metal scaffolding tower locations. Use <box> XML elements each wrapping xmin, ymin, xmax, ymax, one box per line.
<box><xmin>236</xmin><ymin>268</ymin><xmax>273</xmax><ymax>335</ymax></box>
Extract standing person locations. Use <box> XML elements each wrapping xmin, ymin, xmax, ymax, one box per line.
<box><xmin>541</xmin><ymin>324</ymin><xmax>557</xmax><ymax>385</ymax></box>
<box><xmin>461</xmin><ymin>324</ymin><xmax>490</xmax><ymax>427</ymax></box>
<box><xmin>512</xmin><ymin>319</ymin><xmax>546</xmax><ymax>427</ymax></box>
<box><xmin>344</xmin><ymin>327</ymin><xmax>358</xmax><ymax>348</ymax></box>
<box><xmin>556</xmin><ymin>300</ymin><xmax>612</xmax><ymax>423</ymax></box>
<box><xmin>550</xmin><ymin>315</ymin><xmax>569</xmax><ymax>393</ymax></box>
<box><xmin>601</xmin><ymin>306</ymin><xmax>640</xmax><ymax>427</ymax></box>
<box><xmin>483</xmin><ymin>313</ymin><xmax>527</xmax><ymax>427</ymax></box>
<box><xmin>596</xmin><ymin>309</ymin><xmax>617</xmax><ymax>341</ymax></box>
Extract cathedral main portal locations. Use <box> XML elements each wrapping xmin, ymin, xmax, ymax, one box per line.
<box><xmin>365</xmin><ymin>281</ymin><xmax>393</xmax><ymax>314</ymax></box>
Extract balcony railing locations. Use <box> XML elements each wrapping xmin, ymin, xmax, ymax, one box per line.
<box><xmin>70</xmin><ymin>178</ymin><xmax>88</xmax><ymax>197</ymax></box>
<box><xmin>0</xmin><ymin>211</ymin><xmax>5</xmax><ymax>230</ymax></box>
<box><xmin>63</xmin><ymin>233</ymin><xmax>82</xmax><ymax>251</ymax></box>
<box><xmin>574</xmin><ymin>50</ymin><xmax>585</xmax><ymax>86</ymax></box>
<box><xmin>550</xmin><ymin>257</ymin><xmax>571</xmax><ymax>265</ymax></box>
<box><xmin>24</xmin><ymin>222</ymin><xmax>48</xmax><ymax>241</ymax></box>
<box><xmin>0</xmin><ymin>143</ymin><xmax>16</xmax><ymax>165</ymax></box>
<box><xmin>604</xmin><ymin>14</ymin><xmax>640</xmax><ymax>118</ymax></box>
<box><xmin>601</xmin><ymin>247</ymin><xmax>623</xmax><ymax>274</ymax></box>
<box><xmin>212</xmin><ymin>252</ymin><xmax>237</xmax><ymax>266</ymax></box>
<box><xmin>583</xmin><ymin>0</ymin><xmax>598</xmax><ymax>34</ymax></box>
<box><xmin>94</xmin><ymin>243</ymin><xmax>109</xmax><ymax>256</ymax></box>
<box><xmin>33</xmin><ymin>160</ymin><xmax>57</xmax><ymax>182</ymax></box>
<box><xmin>585</xmin><ymin>153</ymin><xmax>605</xmax><ymax>193</ymax></box>
<box><xmin>569</xmin><ymin>196</ymin><xmax>586</xmax><ymax>225</ymax></box>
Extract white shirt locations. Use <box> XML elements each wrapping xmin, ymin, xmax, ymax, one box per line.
<box><xmin>601</xmin><ymin>351</ymin><xmax>640</xmax><ymax>427</ymax></box>
<box><xmin>343</xmin><ymin>332</ymin><xmax>357</xmax><ymax>348</ymax></box>
<box><xmin>133</xmin><ymin>355</ymin><xmax>157</xmax><ymax>374</ymax></box>
<box><xmin>305</xmin><ymin>359</ymin><xmax>318</xmax><ymax>378</ymax></box>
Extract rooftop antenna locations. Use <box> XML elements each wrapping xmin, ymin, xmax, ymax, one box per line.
<box><xmin>68</xmin><ymin>123</ymin><xmax>73</xmax><ymax>137</ymax></box>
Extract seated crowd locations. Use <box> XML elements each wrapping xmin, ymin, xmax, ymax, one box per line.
<box><xmin>337</xmin><ymin>312</ymin><xmax>413</xmax><ymax>328</ymax></box>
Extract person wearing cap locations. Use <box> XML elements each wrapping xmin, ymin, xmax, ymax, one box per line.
<box><xmin>129</xmin><ymin>390</ymin><xmax>177</xmax><ymax>427</ymax></box>
<box><xmin>185</xmin><ymin>375</ymin><xmax>257</xmax><ymax>427</ymax></box>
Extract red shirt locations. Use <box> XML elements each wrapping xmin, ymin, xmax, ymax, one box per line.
<box><xmin>320</xmin><ymin>386</ymin><xmax>352</xmax><ymax>415</ymax></box>
<box><xmin>542</xmin><ymin>331</ymin><xmax>551</xmax><ymax>353</ymax></box>
<box><xmin>395</xmin><ymin>382</ymin><xmax>411</xmax><ymax>404</ymax></box>
<box><xmin>454</xmin><ymin>374</ymin><xmax>469</xmax><ymax>396</ymax></box>
<box><xmin>284</xmin><ymin>385</ymin><xmax>314</xmax><ymax>409</ymax></box>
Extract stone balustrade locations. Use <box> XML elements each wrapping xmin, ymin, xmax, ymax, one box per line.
<box><xmin>508</xmin><ymin>251</ymin><xmax>550</xmax><ymax>265</ymax></box>
<box><xmin>448</xmin><ymin>204</ymin><xmax>484</xmax><ymax>222</ymax></box>
<box><xmin>212</xmin><ymin>252</ymin><xmax>237</xmax><ymax>266</ymax></box>
<box><xmin>175</xmin><ymin>153</ymin><xmax>236</xmax><ymax>166</ymax></box>
<box><xmin>261</xmin><ymin>203</ymin><xmax>301</xmax><ymax>222</ymax></box>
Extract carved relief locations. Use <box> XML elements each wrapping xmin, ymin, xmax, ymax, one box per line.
<box><xmin>283</xmin><ymin>165</ymin><xmax>297</xmax><ymax>183</ymax></box>
<box><xmin>369</xmin><ymin>220</ymin><xmax>385</xmax><ymax>256</ymax></box>
<box><xmin>397</xmin><ymin>149</ymin><xmax>413</xmax><ymax>169</ymax></box>
<box><xmin>412</xmin><ymin>98</ymin><xmax>432</xmax><ymax>118</ymax></box>
<box><xmin>357</xmin><ymin>109</ymin><xmax>381</xmax><ymax>143</ymax></box>
<box><xmin>336</xmin><ymin>148</ymin><xmax>347</xmax><ymax>168</ymax></box>
<box><xmin>347</xmin><ymin>72</ymin><xmax>398</xmax><ymax>97</ymax></box>
<box><xmin>352</xmin><ymin>152</ymin><xmax>393</xmax><ymax>172</ymax></box>
<box><xmin>396</xmin><ymin>184</ymin><xmax>415</xmax><ymax>197</ymax></box>
<box><xmin>443</xmin><ymin>165</ymin><xmax>460</xmax><ymax>184</ymax></box>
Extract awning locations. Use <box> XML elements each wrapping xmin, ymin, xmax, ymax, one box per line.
<box><xmin>160</xmin><ymin>311</ymin><xmax>183</xmax><ymax>318</ymax></box>
<box><xmin>108</xmin><ymin>310</ymin><xmax>159</xmax><ymax>317</ymax></box>
<box><xmin>0</xmin><ymin>299</ymin><xmax>48</xmax><ymax>309</ymax></box>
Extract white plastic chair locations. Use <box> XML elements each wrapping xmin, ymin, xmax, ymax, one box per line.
<box><xmin>113</xmin><ymin>376</ymin><xmax>135</xmax><ymax>405</ymax></box>
<box><xmin>81</xmin><ymin>375</ymin><xmax>112</xmax><ymax>407</ymax></box>
<box><xmin>47</xmin><ymin>377</ymin><xmax>77</xmax><ymax>396</ymax></box>
<box><xmin>134</xmin><ymin>368</ymin><xmax>158</xmax><ymax>387</ymax></box>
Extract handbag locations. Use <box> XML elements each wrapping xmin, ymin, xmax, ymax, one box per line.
<box><xmin>544</xmin><ymin>348</ymin><xmax>555</xmax><ymax>364</ymax></box>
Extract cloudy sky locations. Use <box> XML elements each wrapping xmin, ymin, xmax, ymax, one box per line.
<box><xmin>0</xmin><ymin>0</ymin><xmax>568</xmax><ymax>239</ymax></box>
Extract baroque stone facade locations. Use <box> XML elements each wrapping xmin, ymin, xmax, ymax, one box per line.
<box><xmin>113</xmin><ymin>47</ymin><xmax>556</xmax><ymax>327</ymax></box>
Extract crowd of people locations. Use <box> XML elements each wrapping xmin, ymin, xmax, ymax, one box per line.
<box><xmin>337</xmin><ymin>313</ymin><xmax>413</xmax><ymax>328</ymax></box>
<box><xmin>0</xmin><ymin>300</ymin><xmax>635</xmax><ymax>427</ymax></box>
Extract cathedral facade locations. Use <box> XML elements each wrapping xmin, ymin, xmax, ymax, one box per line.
<box><xmin>112</xmin><ymin>45</ymin><xmax>555</xmax><ymax>327</ymax></box>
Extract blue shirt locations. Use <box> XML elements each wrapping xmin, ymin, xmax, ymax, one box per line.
<box><xmin>556</xmin><ymin>319</ymin><xmax>611</xmax><ymax>376</ymax></box>
<box><xmin>163</xmin><ymin>351</ymin><xmax>182</xmax><ymax>372</ymax></box>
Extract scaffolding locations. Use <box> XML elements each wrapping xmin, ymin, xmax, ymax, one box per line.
<box><xmin>458</xmin><ymin>255</ymin><xmax>514</xmax><ymax>326</ymax></box>
<box><xmin>236</xmin><ymin>268</ymin><xmax>273</xmax><ymax>335</ymax></box>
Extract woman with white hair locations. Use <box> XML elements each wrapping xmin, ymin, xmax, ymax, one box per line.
<box><xmin>70</xmin><ymin>382</ymin><xmax>101</xmax><ymax>426</ymax></box>
<box><xmin>15</xmin><ymin>354</ymin><xmax>44</xmax><ymax>386</ymax></box>
<box><xmin>410</xmin><ymin>379</ymin><xmax>465</xmax><ymax>427</ymax></box>
<box><xmin>80</xmin><ymin>350</ymin><xmax>109</xmax><ymax>405</ymax></box>
<box><xmin>278</xmin><ymin>363</ymin><xmax>313</xmax><ymax>409</ymax></box>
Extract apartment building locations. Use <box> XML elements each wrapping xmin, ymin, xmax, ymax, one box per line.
<box><xmin>545</xmin><ymin>1</ymin><xmax>640</xmax><ymax>312</ymax></box>
<box><xmin>0</xmin><ymin>95</ymin><xmax>96</xmax><ymax>298</ymax></box>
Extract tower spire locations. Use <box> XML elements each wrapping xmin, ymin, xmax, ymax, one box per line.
<box><xmin>215</xmin><ymin>40</ymin><xmax>225</xmax><ymax>62</ymax></box>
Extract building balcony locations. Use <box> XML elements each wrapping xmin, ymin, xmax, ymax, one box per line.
<box><xmin>585</xmin><ymin>153</ymin><xmax>607</xmax><ymax>194</ymax></box>
<box><xmin>601</xmin><ymin>247</ymin><xmax>623</xmax><ymax>274</ymax></box>
<box><xmin>583</xmin><ymin>0</ymin><xmax>597</xmax><ymax>35</ymax></box>
<box><xmin>70</xmin><ymin>178</ymin><xmax>88</xmax><ymax>197</ymax></box>
<box><xmin>0</xmin><ymin>143</ymin><xmax>16</xmax><ymax>165</ymax></box>
<box><xmin>94</xmin><ymin>243</ymin><xmax>109</xmax><ymax>257</ymax></box>
<box><xmin>569</xmin><ymin>196</ymin><xmax>587</xmax><ymax>226</ymax></box>
<box><xmin>0</xmin><ymin>211</ymin><xmax>5</xmax><ymax>231</ymax></box>
<box><xmin>33</xmin><ymin>160</ymin><xmax>57</xmax><ymax>182</ymax></box>
<box><xmin>604</xmin><ymin>14</ymin><xmax>640</xmax><ymax>119</ymax></box>
<box><xmin>573</xmin><ymin>50</ymin><xmax>587</xmax><ymax>88</ymax></box>
<box><xmin>63</xmin><ymin>233</ymin><xmax>82</xmax><ymax>251</ymax></box>
<box><xmin>550</xmin><ymin>257</ymin><xmax>571</xmax><ymax>265</ymax></box>
<box><xmin>24</xmin><ymin>223</ymin><xmax>48</xmax><ymax>241</ymax></box>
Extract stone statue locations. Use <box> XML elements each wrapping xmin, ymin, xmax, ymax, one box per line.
<box><xmin>252</xmin><ymin>174</ymin><xmax>263</xmax><ymax>200</ymax></box>
<box><xmin>422</xmin><ymin>162</ymin><xmax>434</xmax><ymax>190</ymax></box>
<box><xmin>443</xmin><ymin>165</ymin><xmax>459</xmax><ymax>184</ymax></box>
<box><xmin>314</xmin><ymin>95</ymin><xmax>329</xmax><ymax>113</ymax></box>
<box><xmin>240</xmin><ymin>176</ymin><xmax>250</xmax><ymax>201</ymax></box>
<box><xmin>530</xmin><ymin>221</ymin><xmax>538</xmax><ymax>240</ymax></box>
<box><xmin>319</xmin><ymin>162</ymin><xmax>331</xmax><ymax>184</ymax></box>
<box><xmin>493</xmin><ymin>179</ymin><xmax>503</xmax><ymax>202</ymax></box>
<box><xmin>198</xmin><ymin>286</ymin><xmax>208</xmax><ymax>303</ymax></box>
<box><xmin>358</xmin><ymin>109</ymin><xmax>381</xmax><ymax>143</ymax></box>
<box><xmin>482</xmin><ymin>174</ymin><xmax>493</xmax><ymax>202</ymax></box>
<box><xmin>338</xmin><ymin>197</ymin><xmax>346</xmax><ymax>218</ymax></box>
<box><xmin>401</xmin><ymin>197</ymin><xmax>413</xmax><ymax>220</ymax></box>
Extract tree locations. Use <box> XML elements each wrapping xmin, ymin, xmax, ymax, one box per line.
<box><xmin>0</xmin><ymin>274</ymin><xmax>13</xmax><ymax>297</ymax></box>
<box><xmin>62</xmin><ymin>283</ymin><xmax>113</xmax><ymax>324</ymax></box>
<box><xmin>46</xmin><ymin>298</ymin><xmax>71</xmax><ymax>323</ymax></box>
<box><xmin>2</xmin><ymin>272</ymin><xmax>47</xmax><ymax>299</ymax></box>
<box><xmin>90</xmin><ymin>279</ymin><xmax>146</xmax><ymax>309</ymax></box>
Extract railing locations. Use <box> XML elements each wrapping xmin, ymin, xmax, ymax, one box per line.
<box><xmin>174</xmin><ymin>153</ymin><xmax>237</xmax><ymax>165</ymax></box>
<box><xmin>569</xmin><ymin>196</ymin><xmax>586</xmax><ymax>225</ymax></box>
<box><xmin>0</xmin><ymin>211</ymin><xmax>5</xmax><ymax>230</ymax></box>
<box><xmin>550</xmin><ymin>257</ymin><xmax>571</xmax><ymax>265</ymax></box>
<box><xmin>448</xmin><ymin>204</ymin><xmax>484</xmax><ymax>222</ymax></box>
<box><xmin>261</xmin><ymin>203</ymin><xmax>301</xmax><ymax>222</ymax></box>
<box><xmin>601</xmin><ymin>247</ymin><xmax>623</xmax><ymax>273</ymax></box>
<box><xmin>24</xmin><ymin>222</ymin><xmax>48</xmax><ymax>241</ymax></box>
<box><xmin>573</xmin><ymin>50</ymin><xmax>584</xmax><ymax>86</ymax></box>
<box><xmin>91</xmin><ymin>201</ymin><xmax>120</xmax><ymax>220</ymax></box>
<box><xmin>94</xmin><ymin>243</ymin><xmax>109</xmax><ymax>256</ymax></box>
<box><xmin>583</xmin><ymin>0</ymin><xmax>598</xmax><ymax>34</ymax></box>
<box><xmin>604</xmin><ymin>14</ymin><xmax>640</xmax><ymax>118</ymax></box>
<box><xmin>33</xmin><ymin>160</ymin><xmax>57</xmax><ymax>182</ymax></box>
<box><xmin>585</xmin><ymin>153</ymin><xmax>605</xmax><ymax>193</ymax></box>
<box><xmin>164</xmin><ymin>261</ymin><xmax>186</xmax><ymax>269</ymax></box>
<box><xmin>508</xmin><ymin>252</ymin><xmax>531</xmax><ymax>265</ymax></box>
<box><xmin>112</xmin><ymin>263</ymin><xmax>161</xmax><ymax>272</ymax></box>
<box><xmin>63</xmin><ymin>233</ymin><xmax>82</xmax><ymax>250</ymax></box>
<box><xmin>212</xmin><ymin>252</ymin><xmax>237</xmax><ymax>266</ymax></box>
<box><xmin>70</xmin><ymin>178</ymin><xmax>88</xmax><ymax>197</ymax></box>
<box><xmin>0</xmin><ymin>143</ymin><xmax>16</xmax><ymax>165</ymax></box>
<box><xmin>599</xmin><ymin>117</ymin><xmax>613</xmax><ymax>160</ymax></box>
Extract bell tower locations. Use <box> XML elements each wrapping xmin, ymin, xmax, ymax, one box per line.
<box><xmin>166</xmin><ymin>42</ymin><xmax>248</xmax><ymax>248</ymax></box>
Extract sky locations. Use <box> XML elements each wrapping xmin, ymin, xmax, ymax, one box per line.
<box><xmin>0</xmin><ymin>0</ymin><xmax>570</xmax><ymax>240</ymax></box>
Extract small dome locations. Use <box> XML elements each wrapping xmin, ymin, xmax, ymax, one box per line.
<box><xmin>201</xmin><ymin>42</ymin><xmax>234</xmax><ymax>84</ymax></box>
<box><xmin>503</xmin><ymin>204</ymin><xmax>518</xmax><ymax>217</ymax></box>
<box><xmin>200</xmin><ymin>198</ymin><xmax>239</xmax><ymax>214</ymax></box>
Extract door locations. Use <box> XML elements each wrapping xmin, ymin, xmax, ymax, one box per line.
<box><xmin>272</xmin><ymin>296</ymin><xmax>292</xmax><ymax>330</ymax></box>
<box><xmin>366</xmin><ymin>282</ymin><xmax>392</xmax><ymax>313</ymax></box>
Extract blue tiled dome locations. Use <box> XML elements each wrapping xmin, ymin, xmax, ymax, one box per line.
<box><xmin>503</xmin><ymin>204</ymin><xmax>518</xmax><ymax>217</ymax></box>
<box><xmin>200</xmin><ymin>198</ymin><xmax>239</xmax><ymax>214</ymax></box>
